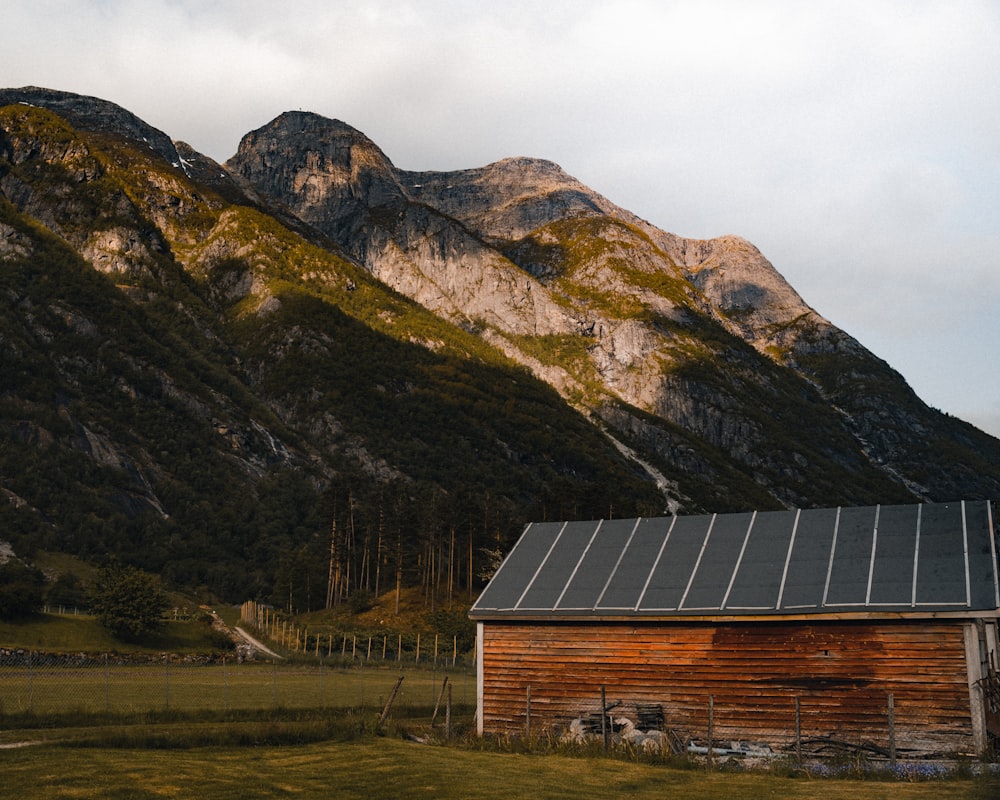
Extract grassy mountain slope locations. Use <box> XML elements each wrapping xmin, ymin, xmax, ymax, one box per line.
<box><xmin>1</xmin><ymin>89</ymin><xmax>997</xmax><ymax>615</ymax></box>
<box><xmin>0</xmin><ymin>99</ymin><xmax>661</xmax><ymax>608</ymax></box>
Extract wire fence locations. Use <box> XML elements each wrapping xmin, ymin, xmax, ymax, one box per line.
<box><xmin>0</xmin><ymin>650</ymin><xmax>475</xmax><ymax>719</ymax></box>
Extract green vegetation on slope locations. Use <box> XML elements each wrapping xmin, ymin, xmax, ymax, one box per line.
<box><xmin>0</xmin><ymin>107</ymin><xmax>662</xmax><ymax>611</ymax></box>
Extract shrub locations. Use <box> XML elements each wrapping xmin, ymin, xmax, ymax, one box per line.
<box><xmin>89</xmin><ymin>559</ymin><xmax>170</xmax><ymax>641</ymax></box>
<box><xmin>0</xmin><ymin>559</ymin><xmax>45</xmax><ymax>619</ymax></box>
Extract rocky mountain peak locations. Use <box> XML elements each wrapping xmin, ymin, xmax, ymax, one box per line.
<box><xmin>227</xmin><ymin>111</ymin><xmax>403</xmax><ymax>234</ymax></box>
<box><xmin>0</xmin><ymin>86</ymin><xmax>180</xmax><ymax>167</ymax></box>
<box><xmin>400</xmin><ymin>156</ymin><xmax>607</xmax><ymax>241</ymax></box>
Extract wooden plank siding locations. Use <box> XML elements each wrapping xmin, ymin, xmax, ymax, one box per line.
<box><xmin>480</xmin><ymin>619</ymin><xmax>976</xmax><ymax>756</ymax></box>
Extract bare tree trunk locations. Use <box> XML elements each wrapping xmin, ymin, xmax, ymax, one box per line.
<box><xmin>374</xmin><ymin>507</ymin><xmax>383</xmax><ymax>598</ymax></box>
<box><xmin>394</xmin><ymin>525</ymin><xmax>402</xmax><ymax>615</ymax></box>
<box><xmin>325</xmin><ymin>502</ymin><xmax>338</xmax><ymax>609</ymax></box>
<box><xmin>468</xmin><ymin>521</ymin><xmax>474</xmax><ymax>601</ymax></box>
<box><xmin>429</xmin><ymin>536</ymin><xmax>436</xmax><ymax>613</ymax></box>
<box><xmin>448</xmin><ymin>525</ymin><xmax>455</xmax><ymax>607</ymax></box>
<box><xmin>343</xmin><ymin>488</ymin><xmax>355</xmax><ymax>600</ymax></box>
<box><xmin>325</xmin><ymin>529</ymin><xmax>335</xmax><ymax>610</ymax></box>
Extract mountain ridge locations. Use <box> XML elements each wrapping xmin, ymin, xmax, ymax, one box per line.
<box><xmin>226</xmin><ymin>110</ymin><xmax>999</xmax><ymax>506</ymax></box>
<box><xmin>1</xmin><ymin>87</ymin><xmax>997</xmax><ymax>608</ymax></box>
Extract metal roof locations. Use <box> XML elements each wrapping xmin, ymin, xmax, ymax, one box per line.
<box><xmin>470</xmin><ymin>501</ymin><xmax>1000</xmax><ymax>619</ymax></box>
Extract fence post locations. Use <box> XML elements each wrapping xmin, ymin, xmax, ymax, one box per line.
<box><xmin>446</xmin><ymin>682</ymin><xmax>452</xmax><ymax>740</ymax></box>
<box><xmin>164</xmin><ymin>656</ymin><xmax>170</xmax><ymax>710</ymax></box>
<box><xmin>377</xmin><ymin>675</ymin><xmax>405</xmax><ymax>731</ymax></box>
<box><xmin>432</xmin><ymin>676</ymin><xmax>449</xmax><ymax>726</ymax></box>
<box><xmin>525</xmin><ymin>685</ymin><xmax>532</xmax><ymax>741</ymax></box>
<box><xmin>105</xmin><ymin>653</ymin><xmax>110</xmax><ymax>713</ymax></box>
<box><xmin>707</xmin><ymin>695</ymin><xmax>714</xmax><ymax>765</ymax></box>
<box><xmin>27</xmin><ymin>651</ymin><xmax>33</xmax><ymax>713</ymax></box>
<box><xmin>223</xmin><ymin>657</ymin><xmax>229</xmax><ymax>710</ymax></box>
<box><xmin>888</xmin><ymin>692</ymin><xmax>896</xmax><ymax>767</ymax></box>
<box><xmin>601</xmin><ymin>685</ymin><xmax>608</xmax><ymax>752</ymax></box>
<box><xmin>795</xmin><ymin>696</ymin><xmax>802</xmax><ymax>766</ymax></box>
<box><xmin>359</xmin><ymin>657</ymin><xmax>365</xmax><ymax>708</ymax></box>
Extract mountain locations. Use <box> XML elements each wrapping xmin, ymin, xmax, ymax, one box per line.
<box><xmin>226</xmin><ymin>110</ymin><xmax>1000</xmax><ymax>508</ymax></box>
<box><xmin>1</xmin><ymin>87</ymin><xmax>997</xmax><ymax>607</ymax></box>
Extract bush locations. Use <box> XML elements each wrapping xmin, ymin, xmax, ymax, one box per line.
<box><xmin>0</xmin><ymin>559</ymin><xmax>45</xmax><ymax>619</ymax></box>
<box><xmin>89</xmin><ymin>559</ymin><xmax>169</xmax><ymax>641</ymax></box>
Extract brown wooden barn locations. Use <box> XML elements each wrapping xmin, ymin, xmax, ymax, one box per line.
<box><xmin>469</xmin><ymin>501</ymin><xmax>1000</xmax><ymax>758</ymax></box>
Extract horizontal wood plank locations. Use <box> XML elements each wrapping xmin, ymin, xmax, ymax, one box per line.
<box><xmin>480</xmin><ymin>619</ymin><xmax>975</xmax><ymax>756</ymax></box>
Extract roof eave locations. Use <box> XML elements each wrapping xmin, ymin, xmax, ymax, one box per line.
<box><xmin>469</xmin><ymin>608</ymin><xmax>1000</xmax><ymax>624</ymax></box>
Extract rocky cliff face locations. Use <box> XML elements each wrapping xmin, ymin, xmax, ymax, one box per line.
<box><xmin>227</xmin><ymin>111</ymin><xmax>1000</xmax><ymax>509</ymax></box>
<box><xmin>1</xmin><ymin>89</ymin><xmax>998</xmax><ymax>602</ymax></box>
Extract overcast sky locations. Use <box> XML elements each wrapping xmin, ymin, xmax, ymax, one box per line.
<box><xmin>7</xmin><ymin>0</ymin><xmax>999</xmax><ymax>437</ymax></box>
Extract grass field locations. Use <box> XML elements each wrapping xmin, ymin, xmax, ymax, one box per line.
<box><xmin>2</xmin><ymin>610</ymin><xmax>997</xmax><ymax>798</ymax></box>
<box><xmin>0</xmin><ymin>613</ymin><xmax>224</xmax><ymax>654</ymax></box>
<box><xmin>0</xmin><ymin>660</ymin><xmax>474</xmax><ymax>717</ymax></box>
<box><xmin>2</xmin><ymin>735</ymin><xmax>998</xmax><ymax>800</ymax></box>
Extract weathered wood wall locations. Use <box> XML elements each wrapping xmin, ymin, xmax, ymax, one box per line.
<box><xmin>480</xmin><ymin>619</ymin><xmax>975</xmax><ymax>756</ymax></box>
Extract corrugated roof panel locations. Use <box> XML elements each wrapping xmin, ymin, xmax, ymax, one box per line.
<box><xmin>598</xmin><ymin>517</ymin><xmax>673</xmax><ymax>609</ymax></box>
<box><xmin>868</xmin><ymin>504</ymin><xmax>920</xmax><ymax>606</ymax></box>
<box><xmin>967</xmin><ymin>501</ymin><xmax>1000</xmax><ymax>609</ymax></box>
<box><xmin>469</xmin><ymin>502</ymin><xmax>999</xmax><ymax>619</ymax></box>
<box><xmin>723</xmin><ymin>509</ymin><xmax>797</xmax><ymax>610</ymax></box>
<box><xmin>556</xmin><ymin>518</ymin><xmax>637</xmax><ymax>610</ymax></box>
<box><xmin>778</xmin><ymin>506</ymin><xmax>839</xmax><ymax>609</ymax></box>
<box><xmin>516</xmin><ymin>520</ymin><xmax>599</xmax><ymax>610</ymax></box>
<box><xmin>681</xmin><ymin>512</ymin><xmax>754</xmax><ymax>610</ymax></box>
<box><xmin>915</xmin><ymin>502</ymin><xmax>969</xmax><ymax>606</ymax></box>
<box><xmin>640</xmin><ymin>514</ymin><xmax>713</xmax><ymax>610</ymax></box>
<box><xmin>824</xmin><ymin>505</ymin><xmax>878</xmax><ymax>606</ymax></box>
<box><xmin>471</xmin><ymin>521</ymin><xmax>562</xmax><ymax>611</ymax></box>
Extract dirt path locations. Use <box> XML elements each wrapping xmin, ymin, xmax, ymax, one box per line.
<box><xmin>233</xmin><ymin>626</ymin><xmax>283</xmax><ymax>659</ymax></box>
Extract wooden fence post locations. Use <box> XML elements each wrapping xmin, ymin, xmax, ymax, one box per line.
<box><xmin>795</xmin><ymin>696</ymin><xmax>802</xmax><ymax>766</ymax></box>
<box><xmin>446</xmin><ymin>682</ymin><xmax>452</xmax><ymax>740</ymax></box>
<box><xmin>432</xmin><ymin>676</ymin><xmax>449</xmax><ymax>726</ymax></box>
<box><xmin>707</xmin><ymin>695</ymin><xmax>714</xmax><ymax>765</ymax></box>
<box><xmin>525</xmin><ymin>685</ymin><xmax>532</xmax><ymax>741</ymax></box>
<box><xmin>377</xmin><ymin>675</ymin><xmax>405</xmax><ymax>730</ymax></box>
<box><xmin>601</xmin><ymin>686</ymin><xmax>608</xmax><ymax>752</ymax></box>
<box><xmin>888</xmin><ymin>692</ymin><xmax>896</xmax><ymax>767</ymax></box>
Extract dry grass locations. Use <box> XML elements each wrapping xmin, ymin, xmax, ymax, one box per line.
<box><xmin>1</xmin><ymin>736</ymin><xmax>997</xmax><ymax>800</ymax></box>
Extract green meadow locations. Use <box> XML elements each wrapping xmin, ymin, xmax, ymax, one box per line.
<box><xmin>1</xmin><ymin>735</ymin><xmax>997</xmax><ymax>800</ymax></box>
